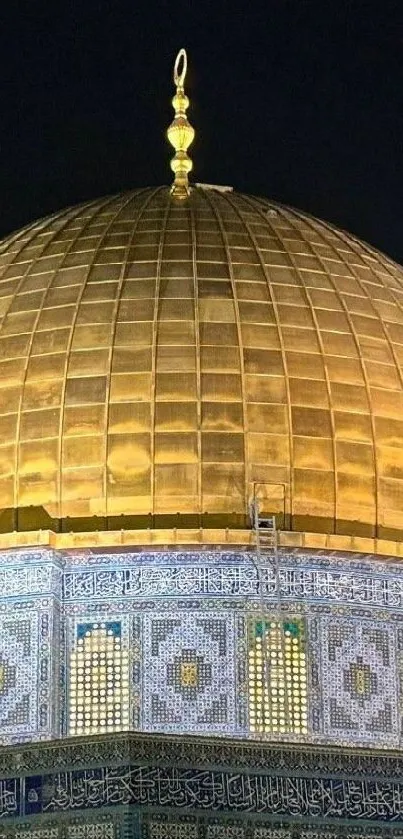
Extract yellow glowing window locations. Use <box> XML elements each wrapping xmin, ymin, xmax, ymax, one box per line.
<box><xmin>69</xmin><ymin>621</ymin><xmax>129</xmax><ymax>736</ymax></box>
<box><xmin>248</xmin><ymin>618</ymin><xmax>308</xmax><ymax>735</ymax></box>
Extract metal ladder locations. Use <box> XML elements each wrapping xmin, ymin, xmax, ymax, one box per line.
<box><xmin>250</xmin><ymin>500</ymin><xmax>291</xmax><ymax>733</ymax></box>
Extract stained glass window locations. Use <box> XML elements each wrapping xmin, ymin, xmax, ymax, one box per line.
<box><xmin>69</xmin><ymin>621</ymin><xmax>129</xmax><ymax>736</ymax></box>
<box><xmin>248</xmin><ymin>617</ymin><xmax>307</xmax><ymax>734</ymax></box>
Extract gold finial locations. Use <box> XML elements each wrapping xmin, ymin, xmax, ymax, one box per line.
<box><xmin>167</xmin><ymin>49</ymin><xmax>195</xmax><ymax>199</ymax></box>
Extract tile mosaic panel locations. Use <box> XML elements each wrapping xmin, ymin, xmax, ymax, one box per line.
<box><xmin>0</xmin><ymin>602</ymin><xmax>56</xmax><ymax>743</ymax></box>
<box><xmin>0</xmin><ymin>820</ymin><xmax>117</xmax><ymax>839</ymax></box>
<box><xmin>148</xmin><ymin>820</ymin><xmax>198</xmax><ymax>839</ymax></box>
<box><xmin>67</xmin><ymin>825</ymin><xmax>115</xmax><ymax>838</ymax></box>
<box><xmin>320</xmin><ymin>616</ymin><xmax>398</xmax><ymax>744</ymax></box>
<box><xmin>3</xmin><ymin>546</ymin><xmax>403</xmax><ymax>749</ymax></box>
<box><xmin>142</xmin><ymin>611</ymin><xmax>236</xmax><ymax>733</ymax></box>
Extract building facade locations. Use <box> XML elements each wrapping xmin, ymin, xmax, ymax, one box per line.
<box><xmin>1</xmin><ymin>58</ymin><xmax>403</xmax><ymax>835</ymax></box>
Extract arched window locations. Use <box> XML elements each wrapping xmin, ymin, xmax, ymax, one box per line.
<box><xmin>69</xmin><ymin>621</ymin><xmax>129</xmax><ymax>736</ymax></box>
<box><xmin>248</xmin><ymin>617</ymin><xmax>308</xmax><ymax>734</ymax></box>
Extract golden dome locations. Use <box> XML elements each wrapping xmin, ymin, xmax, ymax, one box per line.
<box><xmin>0</xmin><ymin>185</ymin><xmax>403</xmax><ymax>541</ymax></box>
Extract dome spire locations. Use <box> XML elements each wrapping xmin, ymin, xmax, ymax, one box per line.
<box><xmin>167</xmin><ymin>48</ymin><xmax>195</xmax><ymax>199</ymax></box>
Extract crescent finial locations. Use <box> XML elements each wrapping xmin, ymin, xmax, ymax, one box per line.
<box><xmin>167</xmin><ymin>48</ymin><xmax>195</xmax><ymax>200</ymax></box>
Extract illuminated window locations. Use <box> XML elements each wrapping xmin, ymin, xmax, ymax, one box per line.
<box><xmin>248</xmin><ymin>617</ymin><xmax>308</xmax><ymax>735</ymax></box>
<box><xmin>69</xmin><ymin>621</ymin><xmax>129</xmax><ymax>736</ymax></box>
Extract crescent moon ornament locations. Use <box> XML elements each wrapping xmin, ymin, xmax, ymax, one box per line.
<box><xmin>174</xmin><ymin>48</ymin><xmax>187</xmax><ymax>88</ymax></box>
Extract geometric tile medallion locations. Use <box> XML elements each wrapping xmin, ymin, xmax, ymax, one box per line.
<box><xmin>142</xmin><ymin>612</ymin><xmax>236</xmax><ymax>733</ymax></box>
<box><xmin>321</xmin><ymin>616</ymin><xmax>398</xmax><ymax>744</ymax></box>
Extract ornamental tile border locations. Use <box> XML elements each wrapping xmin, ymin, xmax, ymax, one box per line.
<box><xmin>2</xmin><ymin>548</ymin><xmax>403</xmax><ymax>613</ymax></box>
<box><xmin>1</xmin><ymin>732</ymin><xmax>403</xmax><ymax>780</ymax></box>
<box><xmin>1</xmin><ymin>734</ymin><xmax>403</xmax><ymax>825</ymax></box>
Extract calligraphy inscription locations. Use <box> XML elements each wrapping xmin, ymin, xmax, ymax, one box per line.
<box><xmin>62</xmin><ymin>553</ymin><xmax>403</xmax><ymax>612</ymax></box>
<box><xmin>17</xmin><ymin>766</ymin><xmax>403</xmax><ymax>822</ymax></box>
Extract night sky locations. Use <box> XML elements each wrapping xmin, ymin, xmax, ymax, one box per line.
<box><xmin>1</xmin><ymin>0</ymin><xmax>402</xmax><ymax>261</ymax></box>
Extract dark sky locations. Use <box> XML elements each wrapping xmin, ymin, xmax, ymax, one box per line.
<box><xmin>1</xmin><ymin>0</ymin><xmax>402</xmax><ymax>261</ymax></box>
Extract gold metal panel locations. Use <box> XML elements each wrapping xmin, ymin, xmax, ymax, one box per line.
<box><xmin>201</xmin><ymin>374</ymin><xmax>242</xmax><ymax>401</ymax></box>
<box><xmin>321</xmin><ymin>331</ymin><xmax>358</xmax><ymax>357</ymax></box>
<box><xmin>156</xmin><ymin>345</ymin><xmax>196</xmax><ymax>372</ymax></box>
<box><xmin>291</xmin><ymin>406</ymin><xmax>332</xmax><ymax>437</ymax></box>
<box><xmin>64</xmin><ymin>404</ymin><xmax>105</xmax><ymax>437</ymax></box>
<box><xmin>156</xmin><ymin>321</ymin><xmax>195</xmax><ymax>345</ymax></box>
<box><xmin>377</xmin><ymin>445</ymin><xmax>403</xmax><ymax>480</ymax></box>
<box><xmin>67</xmin><ymin>349</ymin><xmax>109</xmax><ymax>376</ymax></box>
<box><xmin>155</xmin><ymin>402</ymin><xmax>197</xmax><ymax>431</ymax></box>
<box><xmin>154</xmin><ymin>463</ymin><xmax>198</xmax><ymax>496</ymax></box>
<box><xmin>326</xmin><ymin>356</ymin><xmax>364</xmax><ymax>384</ymax></box>
<box><xmin>0</xmin><ymin>186</ymin><xmax>401</xmax><ymax>540</ymax></box>
<box><xmin>18</xmin><ymin>439</ymin><xmax>58</xmax><ymax>476</ymax></box>
<box><xmin>200</xmin><ymin>346</ymin><xmax>240</xmax><ymax>372</ymax></box>
<box><xmin>293</xmin><ymin>436</ymin><xmax>334</xmax><ymax>471</ymax></box>
<box><xmin>282</xmin><ymin>327</ymin><xmax>320</xmax><ymax>353</ymax></box>
<box><xmin>379</xmin><ymin>477</ymin><xmax>403</xmax><ymax>513</ymax></box>
<box><xmin>245</xmin><ymin>374</ymin><xmax>287</xmax><ymax>404</ymax></box>
<box><xmin>365</xmin><ymin>361</ymin><xmax>400</xmax><ymax>389</ymax></box>
<box><xmin>71</xmin><ymin>324</ymin><xmax>112</xmax><ymax>349</ymax></box>
<box><xmin>241</xmin><ymin>324</ymin><xmax>280</xmax><ymax>349</ymax></box>
<box><xmin>18</xmin><ymin>476</ymin><xmax>57</xmax><ymax>506</ymax></box>
<box><xmin>370</xmin><ymin>388</ymin><xmax>403</xmax><ymax>419</ymax></box>
<box><xmin>336</xmin><ymin>441</ymin><xmax>374</xmax><ymax>475</ymax></box>
<box><xmin>293</xmin><ymin>469</ymin><xmax>335</xmax><ymax>506</ymax></box>
<box><xmin>0</xmin><ymin>444</ymin><xmax>15</xmax><ymax>477</ymax></box>
<box><xmin>334</xmin><ymin>411</ymin><xmax>373</xmax><ymax>442</ymax></box>
<box><xmin>247</xmin><ymin>403</ymin><xmax>288</xmax><ymax>434</ymax></box>
<box><xmin>156</xmin><ymin>372</ymin><xmax>197</xmax><ymax>401</ymax></box>
<box><xmin>238</xmin><ymin>301</ymin><xmax>275</xmax><ymax>325</ymax></box>
<box><xmin>202</xmin><ymin>462</ymin><xmax>245</xmax><ymax>496</ymax></box>
<box><xmin>330</xmin><ymin>383</ymin><xmax>370</xmax><ymax>413</ymax></box>
<box><xmin>20</xmin><ymin>409</ymin><xmax>60</xmax><ymax>441</ymax></box>
<box><xmin>336</xmin><ymin>473</ymin><xmax>376</xmax><ymax>507</ymax></box>
<box><xmin>61</xmin><ymin>466</ymin><xmax>103</xmax><ymax>504</ymax></box>
<box><xmin>374</xmin><ymin>416</ymin><xmax>403</xmax><ymax>447</ymax></box>
<box><xmin>289</xmin><ymin>378</ymin><xmax>328</xmax><ymax>407</ymax></box>
<box><xmin>31</xmin><ymin>328</ymin><xmax>70</xmax><ymax>355</ymax></box>
<box><xmin>36</xmin><ymin>306</ymin><xmax>75</xmax><ymax>330</ymax></box>
<box><xmin>0</xmin><ymin>386</ymin><xmax>22</xmax><ymax>415</ymax></box>
<box><xmin>0</xmin><ymin>476</ymin><xmax>14</xmax><ymax>507</ymax></box>
<box><xmin>201</xmin><ymin>402</ymin><xmax>243</xmax><ymax>431</ymax></box>
<box><xmin>118</xmin><ymin>299</ymin><xmax>154</xmax><ymax>322</ymax></box>
<box><xmin>65</xmin><ymin>376</ymin><xmax>107</xmax><ymax>405</ymax></box>
<box><xmin>109</xmin><ymin>373</ymin><xmax>151</xmax><ymax>403</ymax></box>
<box><xmin>63</xmin><ymin>435</ymin><xmax>104</xmax><ymax>468</ymax></box>
<box><xmin>198</xmin><ymin>298</ymin><xmax>235</xmax><ymax>322</ymax></box>
<box><xmin>154</xmin><ymin>432</ymin><xmax>198</xmax><ymax>464</ymax></box>
<box><xmin>108</xmin><ymin>402</ymin><xmax>151</xmax><ymax>434</ymax></box>
<box><xmin>202</xmin><ymin>432</ymin><xmax>244</xmax><ymax>462</ymax></box>
<box><xmin>160</xmin><ymin>278</ymin><xmax>194</xmax><ymax>297</ymax></box>
<box><xmin>1</xmin><ymin>311</ymin><xmax>37</xmax><ymax>335</ymax></box>
<box><xmin>26</xmin><ymin>353</ymin><xmax>66</xmax><ymax>381</ymax></box>
<box><xmin>158</xmin><ymin>298</ymin><xmax>194</xmax><ymax>320</ymax></box>
<box><xmin>200</xmin><ymin>322</ymin><xmax>238</xmax><ymax>345</ymax></box>
<box><xmin>286</xmin><ymin>352</ymin><xmax>325</xmax><ymax>380</ymax></box>
<box><xmin>0</xmin><ymin>334</ymin><xmax>30</xmax><ymax>359</ymax></box>
<box><xmin>0</xmin><ymin>413</ymin><xmax>18</xmax><ymax>442</ymax></box>
<box><xmin>243</xmin><ymin>348</ymin><xmax>284</xmax><ymax>376</ymax></box>
<box><xmin>248</xmin><ymin>434</ymin><xmax>290</xmax><ymax>465</ymax></box>
<box><xmin>112</xmin><ymin>347</ymin><xmax>152</xmax><ymax>373</ymax></box>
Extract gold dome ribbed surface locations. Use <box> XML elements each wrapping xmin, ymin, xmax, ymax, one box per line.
<box><xmin>1</xmin><ymin>185</ymin><xmax>403</xmax><ymax>539</ymax></box>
